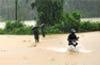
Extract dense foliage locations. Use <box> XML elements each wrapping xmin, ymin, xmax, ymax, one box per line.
<box><xmin>45</xmin><ymin>11</ymin><xmax>100</xmax><ymax>34</ymax></box>
<box><xmin>0</xmin><ymin>17</ymin><xmax>100</xmax><ymax>34</ymax></box>
<box><xmin>62</xmin><ymin>11</ymin><xmax>81</xmax><ymax>32</ymax></box>
<box><xmin>80</xmin><ymin>21</ymin><xmax>100</xmax><ymax>32</ymax></box>
<box><xmin>0</xmin><ymin>21</ymin><xmax>33</xmax><ymax>35</ymax></box>
<box><xmin>36</xmin><ymin>0</ymin><xmax>64</xmax><ymax>26</ymax></box>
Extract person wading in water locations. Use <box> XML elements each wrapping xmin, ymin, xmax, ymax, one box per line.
<box><xmin>32</xmin><ymin>25</ymin><xmax>39</xmax><ymax>47</ymax></box>
<box><xmin>67</xmin><ymin>28</ymin><xmax>79</xmax><ymax>47</ymax></box>
<box><xmin>40</xmin><ymin>23</ymin><xmax>46</xmax><ymax>38</ymax></box>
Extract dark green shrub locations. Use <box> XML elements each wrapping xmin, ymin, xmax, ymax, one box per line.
<box><xmin>72</xmin><ymin>11</ymin><xmax>81</xmax><ymax>20</ymax></box>
<box><xmin>5</xmin><ymin>20</ymin><xmax>24</xmax><ymax>32</ymax></box>
<box><xmin>80</xmin><ymin>21</ymin><xmax>100</xmax><ymax>32</ymax></box>
<box><xmin>62</xmin><ymin>11</ymin><xmax>81</xmax><ymax>32</ymax></box>
<box><xmin>46</xmin><ymin>24</ymin><xmax>63</xmax><ymax>34</ymax></box>
<box><xmin>0</xmin><ymin>29</ymin><xmax>5</xmax><ymax>34</ymax></box>
<box><xmin>2</xmin><ymin>20</ymin><xmax>33</xmax><ymax>35</ymax></box>
<box><xmin>12</xmin><ymin>26</ymin><xmax>33</xmax><ymax>35</ymax></box>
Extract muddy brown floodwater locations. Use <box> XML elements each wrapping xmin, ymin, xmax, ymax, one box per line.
<box><xmin>0</xmin><ymin>31</ymin><xmax>100</xmax><ymax>65</ymax></box>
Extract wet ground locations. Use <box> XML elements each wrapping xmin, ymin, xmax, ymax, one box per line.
<box><xmin>0</xmin><ymin>31</ymin><xmax>100</xmax><ymax>65</ymax></box>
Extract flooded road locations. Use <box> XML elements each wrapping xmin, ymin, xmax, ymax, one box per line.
<box><xmin>0</xmin><ymin>31</ymin><xmax>100</xmax><ymax>65</ymax></box>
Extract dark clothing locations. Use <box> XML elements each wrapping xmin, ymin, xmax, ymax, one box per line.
<box><xmin>68</xmin><ymin>41</ymin><xmax>78</xmax><ymax>47</ymax></box>
<box><xmin>68</xmin><ymin>33</ymin><xmax>78</xmax><ymax>40</ymax></box>
<box><xmin>42</xmin><ymin>31</ymin><xmax>45</xmax><ymax>37</ymax></box>
<box><xmin>68</xmin><ymin>33</ymin><xmax>78</xmax><ymax>47</ymax></box>
<box><xmin>41</xmin><ymin>25</ymin><xmax>46</xmax><ymax>37</ymax></box>
<box><xmin>33</xmin><ymin>29</ymin><xmax>39</xmax><ymax>42</ymax></box>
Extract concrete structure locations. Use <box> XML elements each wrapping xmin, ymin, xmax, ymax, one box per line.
<box><xmin>64</xmin><ymin>0</ymin><xmax>100</xmax><ymax>17</ymax></box>
<box><xmin>0</xmin><ymin>0</ymin><xmax>100</xmax><ymax>20</ymax></box>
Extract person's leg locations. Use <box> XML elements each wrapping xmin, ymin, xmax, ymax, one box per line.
<box><xmin>42</xmin><ymin>32</ymin><xmax>45</xmax><ymax>37</ymax></box>
<box><xmin>36</xmin><ymin>36</ymin><xmax>39</xmax><ymax>42</ymax></box>
<box><xmin>68</xmin><ymin>41</ymin><xmax>77</xmax><ymax>47</ymax></box>
<box><xmin>68</xmin><ymin>41</ymin><xmax>73</xmax><ymax>46</ymax></box>
<box><xmin>75</xmin><ymin>42</ymin><xmax>78</xmax><ymax>47</ymax></box>
<box><xmin>34</xmin><ymin>35</ymin><xmax>36</xmax><ymax>47</ymax></box>
<box><xmin>73</xmin><ymin>42</ymin><xmax>78</xmax><ymax>47</ymax></box>
<box><xmin>34</xmin><ymin>35</ymin><xmax>36</xmax><ymax>42</ymax></box>
<box><xmin>34</xmin><ymin>35</ymin><xmax>39</xmax><ymax>47</ymax></box>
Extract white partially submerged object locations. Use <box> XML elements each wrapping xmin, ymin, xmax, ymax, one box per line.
<box><xmin>68</xmin><ymin>45</ymin><xmax>91</xmax><ymax>53</ymax></box>
<box><xmin>47</xmin><ymin>44</ymin><xmax>92</xmax><ymax>53</ymax></box>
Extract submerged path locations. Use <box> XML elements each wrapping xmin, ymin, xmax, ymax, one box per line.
<box><xmin>0</xmin><ymin>31</ymin><xmax>100</xmax><ymax>65</ymax></box>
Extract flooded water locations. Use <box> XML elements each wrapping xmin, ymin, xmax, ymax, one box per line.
<box><xmin>0</xmin><ymin>32</ymin><xmax>100</xmax><ymax>65</ymax></box>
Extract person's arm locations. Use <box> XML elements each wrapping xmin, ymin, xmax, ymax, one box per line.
<box><xmin>74</xmin><ymin>34</ymin><xmax>79</xmax><ymax>40</ymax></box>
<box><xmin>67</xmin><ymin>34</ymin><xmax>71</xmax><ymax>41</ymax></box>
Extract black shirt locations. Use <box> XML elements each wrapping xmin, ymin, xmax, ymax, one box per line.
<box><xmin>33</xmin><ymin>29</ymin><xmax>39</xmax><ymax>35</ymax></box>
<box><xmin>68</xmin><ymin>33</ymin><xmax>78</xmax><ymax>41</ymax></box>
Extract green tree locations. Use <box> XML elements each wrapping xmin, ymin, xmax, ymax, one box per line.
<box><xmin>62</xmin><ymin>11</ymin><xmax>81</xmax><ymax>32</ymax></box>
<box><xmin>36</xmin><ymin>0</ymin><xmax>64</xmax><ymax>26</ymax></box>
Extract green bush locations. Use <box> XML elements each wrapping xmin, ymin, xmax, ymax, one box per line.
<box><xmin>80</xmin><ymin>21</ymin><xmax>100</xmax><ymax>32</ymax></box>
<box><xmin>0</xmin><ymin>20</ymin><xmax>100</xmax><ymax>34</ymax></box>
<box><xmin>5</xmin><ymin>20</ymin><xmax>24</xmax><ymax>32</ymax></box>
<box><xmin>61</xmin><ymin>11</ymin><xmax>81</xmax><ymax>32</ymax></box>
<box><xmin>0</xmin><ymin>20</ymin><xmax>33</xmax><ymax>35</ymax></box>
<box><xmin>0</xmin><ymin>11</ymin><xmax>100</xmax><ymax>35</ymax></box>
<box><xmin>45</xmin><ymin>11</ymin><xmax>100</xmax><ymax>34</ymax></box>
<box><xmin>0</xmin><ymin>29</ymin><xmax>6</xmax><ymax>34</ymax></box>
<box><xmin>46</xmin><ymin>24</ymin><xmax>63</xmax><ymax>34</ymax></box>
<box><xmin>13</xmin><ymin>26</ymin><xmax>32</xmax><ymax>35</ymax></box>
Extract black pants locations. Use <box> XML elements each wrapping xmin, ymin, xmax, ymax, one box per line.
<box><xmin>42</xmin><ymin>32</ymin><xmax>45</xmax><ymax>37</ymax></box>
<box><xmin>34</xmin><ymin>35</ymin><xmax>39</xmax><ymax>42</ymax></box>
